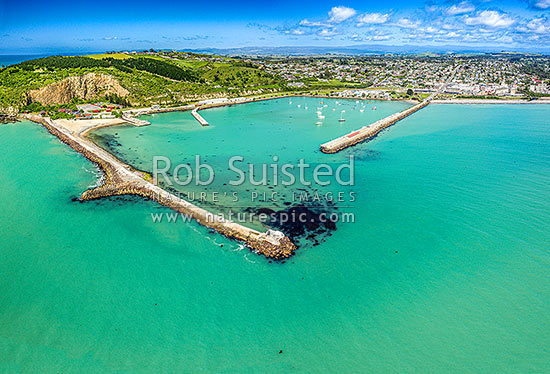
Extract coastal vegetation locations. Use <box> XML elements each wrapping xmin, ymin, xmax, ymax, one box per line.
<box><xmin>0</xmin><ymin>52</ymin><xmax>292</xmax><ymax>113</ymax></box>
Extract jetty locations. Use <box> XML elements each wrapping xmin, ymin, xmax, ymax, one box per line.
<box><xmin>21</xmin><ymin>114</ymin><xmax>296</xmax><ymax>260</ymax></box>
<box><xmin>121</xmin><ymin>113</ymin><xmax>150</xmax><ymax>127</ymax></box>
<box><xmin>191</xmin><ymin>108</ymin><xmax>209</xmax><ymax>126</ymax></box>
<box><xmin>321</xmin><ymin>67</ymin><xmax>458</xmax><ymax>154</ymax></box>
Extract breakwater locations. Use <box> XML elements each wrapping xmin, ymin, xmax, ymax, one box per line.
<box><xmin>320</xmin><ymin>66</ymin><xmax>458</xmax><ymax>154</ymax></box>
<box><xmin>320</xmin><ymin>100</ymin><xmax>430</xmax><ymax>154</ymax></box>
<box><xmin>21</xmin><ymin>114</ymin><xmax>296</xmax><ymax>260</ymax></box>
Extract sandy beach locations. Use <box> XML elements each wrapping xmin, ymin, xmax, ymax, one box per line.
<box><xmin>55</xmin><ymin>118</ymin><xmax>127</xmax><ymax>135</ymax></box>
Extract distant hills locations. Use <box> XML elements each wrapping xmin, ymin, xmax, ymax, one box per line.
<box><xmin>187</xmin><ymin>44</ymin><xmax>550</xmax><ymax>57</ymax></box>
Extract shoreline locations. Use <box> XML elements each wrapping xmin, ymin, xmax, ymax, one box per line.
<box><xmin>125</xmin><ymin>94</ymin><xmax>550</xmax><ymax>123</ymax></box>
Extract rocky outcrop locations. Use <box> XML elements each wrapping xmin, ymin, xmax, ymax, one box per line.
<box><xmin>0</xmin><ymin>106</ymin><xmax>19</xmax><ymax>123</ymax></box>
<box><xmin>27</xmin><ymin>73</ymin><xmax>129</xmax><ymax>105</ymax></box>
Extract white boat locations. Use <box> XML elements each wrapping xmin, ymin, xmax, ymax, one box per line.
<box><xmin>297</xmin><ymin>104</ymin><xmax>301</xmax><ymax>108</ymax></box>
<box><xmin>318</xmin><ymin>115</ymin><xmax>325</xmax><ymax>120</ymax></box>
<box><xmin>360</xmin><ymin>109</ymin><xmax>364</xmax><ymax>112</ymax></box>
<box><xmin>316</xmin><ymin>121</ymin><xmax>323</xmax><ymax>126</ymax></box>
<box><xmin>338</xmin><ymin>110</ymin><xmax>346</xmax><ymax>122</ymax></box>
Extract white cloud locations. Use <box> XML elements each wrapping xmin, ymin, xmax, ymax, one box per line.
<box><xmin>299</xmin><ymin>19</ymin><xmax>330</xmax><ymax>27</ymax></box>
<box><xmin>447</xmin><ymin>2</ymin><xmax>475</xmax><ymax>16</ymax></box>
<box><xmin>373</xmin><ymin>35</ymin><xmax>391</xmax><ymax>41</ymax></box>
<box><xmin>328</xmin><ymin>6</ymin><xmax>357</xmax><ymax>23</ymax></box>
<box><xmin>318</xmin><ymin>28</ymin><xmax>339</xmax><ymax>37</ymax></box>
<box><xmin>425</xmin><ymin>5</ymin><xmax>439</xmax><ymax>12</ymax></box>
<box><xmin>394</xmin><ymin>18</ymin><xmax>421</xmax><ymax>29</ymax></box>
<box><xmin>357</xmin><ymin>12</ymin><xmax>390</xmax><ymax>25</ymax></box>
<box><xmin>524</xmin><ymin>17</ymin><xmax>550</xmax><ymax>34</ymax></box>
<box><xmin>527</xmin><ymin>0</ymin><xmax>550</xmax><ymax>10</ymax></box>
<box><xmin>292</xmin><ymin>29</ymin><xmax>305</xmax><ymax>35</ymax></box>
<box><xmin>442</xmin><ymin>24</ymin><xmax>457</xmax><ymax>30</ymax></box>
<box><xmin>424</xmin><ymin>26</ymin><xmax>439</xmax><ymax>34</ymax></box>
<box><xmin>464</xmin><ymin>10</ymin><xmax>515</xmax><ymax>28</ymax></box>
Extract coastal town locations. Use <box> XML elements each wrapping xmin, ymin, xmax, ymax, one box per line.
<box><xmin>1</xmin><ymin>50</ymin><xmax>550</xmax><ymax>122</ymax></box>
<box><xmin>249</xmin><ymin>53</ymin><xmax>550</xmax><ymax>99</ymax></box>
<box><xmin>128</xmin><ymin>49</ymin><xmax>550</xmax><ymax>99</ymax></box>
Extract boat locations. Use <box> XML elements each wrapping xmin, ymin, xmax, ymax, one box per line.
<box><xmin>338</xmin><ymin>110</ymin><xmax>346</xmax><ymax>122</ymax></box>
<box><xmin>372</xmin><ymin>106</ymin><xmax>377</xmax><ymax>110</ymax></box>
<box><xmin>316</xmin><ymin>121</ymin><xmax>323</xmax><ymax>126</ymax></box>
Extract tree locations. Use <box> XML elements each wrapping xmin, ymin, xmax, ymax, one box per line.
<box><xmin>406</xmin><ymin>88</ymin><xmax>414</xmax><ymax>96</ymax></box>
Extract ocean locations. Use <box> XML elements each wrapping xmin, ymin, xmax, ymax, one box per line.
<box><xmin>1</xmin><ymin>98</ymin><xmax>549</xmax><ymax>372</ymax></box>
<box><xmin>0</xmin><ymin>55</ymin><xmax>45</xmax><ymax>67</ymax></box>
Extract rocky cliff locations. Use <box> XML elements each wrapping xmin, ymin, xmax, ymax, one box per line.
<box><xmin>27</xmin><ymin>73</ymin><xmax>129</xmax><ymax>105</ymax></box>
<box><xmin>0</xmin><ymin>106</ymin><xmax>19</xmax><ymax>122</ymax></box>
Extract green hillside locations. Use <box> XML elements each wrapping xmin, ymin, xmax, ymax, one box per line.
<box><xmin>0</xmin><ymin>52</ymin><xmax>288</xmax><ymax>112</ymax></box>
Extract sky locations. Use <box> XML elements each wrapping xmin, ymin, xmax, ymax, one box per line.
<box><xmin>1</xmin><ymin>0</ymin><xmax>549</xmax><ymax>54</ymax></box>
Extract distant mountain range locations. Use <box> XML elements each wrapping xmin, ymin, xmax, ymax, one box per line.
<box><xmin>187</xmin><ymin>44</ymin><xmax>550</xmax><ymax>57</ymax></box>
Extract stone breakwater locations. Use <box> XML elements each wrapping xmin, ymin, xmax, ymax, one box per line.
<box><xmin>320</xmin><ymin>100</ymin><xmax>430</xmax><ymax>154</ymax></box>
<box><xmin>21</xmin><ymin>114</ymin><xmax>296</xmax><ymax>260</ymax></box>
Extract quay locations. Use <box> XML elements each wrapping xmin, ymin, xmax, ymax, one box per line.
<box><xmin>20</xmin><ymin>114</ymin><xmax>296</xmax><ymax>260</ymax></box>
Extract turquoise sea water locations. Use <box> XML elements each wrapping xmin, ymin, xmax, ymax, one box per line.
<box><xmin>1</xmin><ymin>99</ymin><xmax>549</xmax><ymax>372</ymax></box>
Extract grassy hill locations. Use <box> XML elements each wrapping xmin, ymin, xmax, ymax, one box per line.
<box><xmin>0</xmin><ymin>52</ymin><xmax>289</xmax><ymax>113</ymax></box>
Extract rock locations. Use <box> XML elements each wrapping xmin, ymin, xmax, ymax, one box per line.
<box><xmin>27</xmin><ymin>73</ymin><xmax>129</xmax><ymax>105</ymax></box>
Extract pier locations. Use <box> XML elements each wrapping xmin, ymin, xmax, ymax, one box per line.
<box><xmin>191</xmin><ymin>108</ymin><xmax>209</xmax><ymax>126</ymax></box>
<box><xmin>121</xmin><ymin>113</ymin><xmax>150</xmax><ymax>127</ymax></box>
<box><xmin>21</xmin><ymin>114</ymin><xmax>296</xmax><ymax>260</ymax></box>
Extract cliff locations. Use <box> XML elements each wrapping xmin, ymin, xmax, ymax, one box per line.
<box><xmin>27</xmin><ymin>73</ymin><xmax>129</xmax><ymax>105</ymax></box>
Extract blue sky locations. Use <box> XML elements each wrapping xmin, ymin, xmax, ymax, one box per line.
<box><xmin>1</xmin><ymin>0</ymin><xmax>549</xmax><ymax>53</ymax></box>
